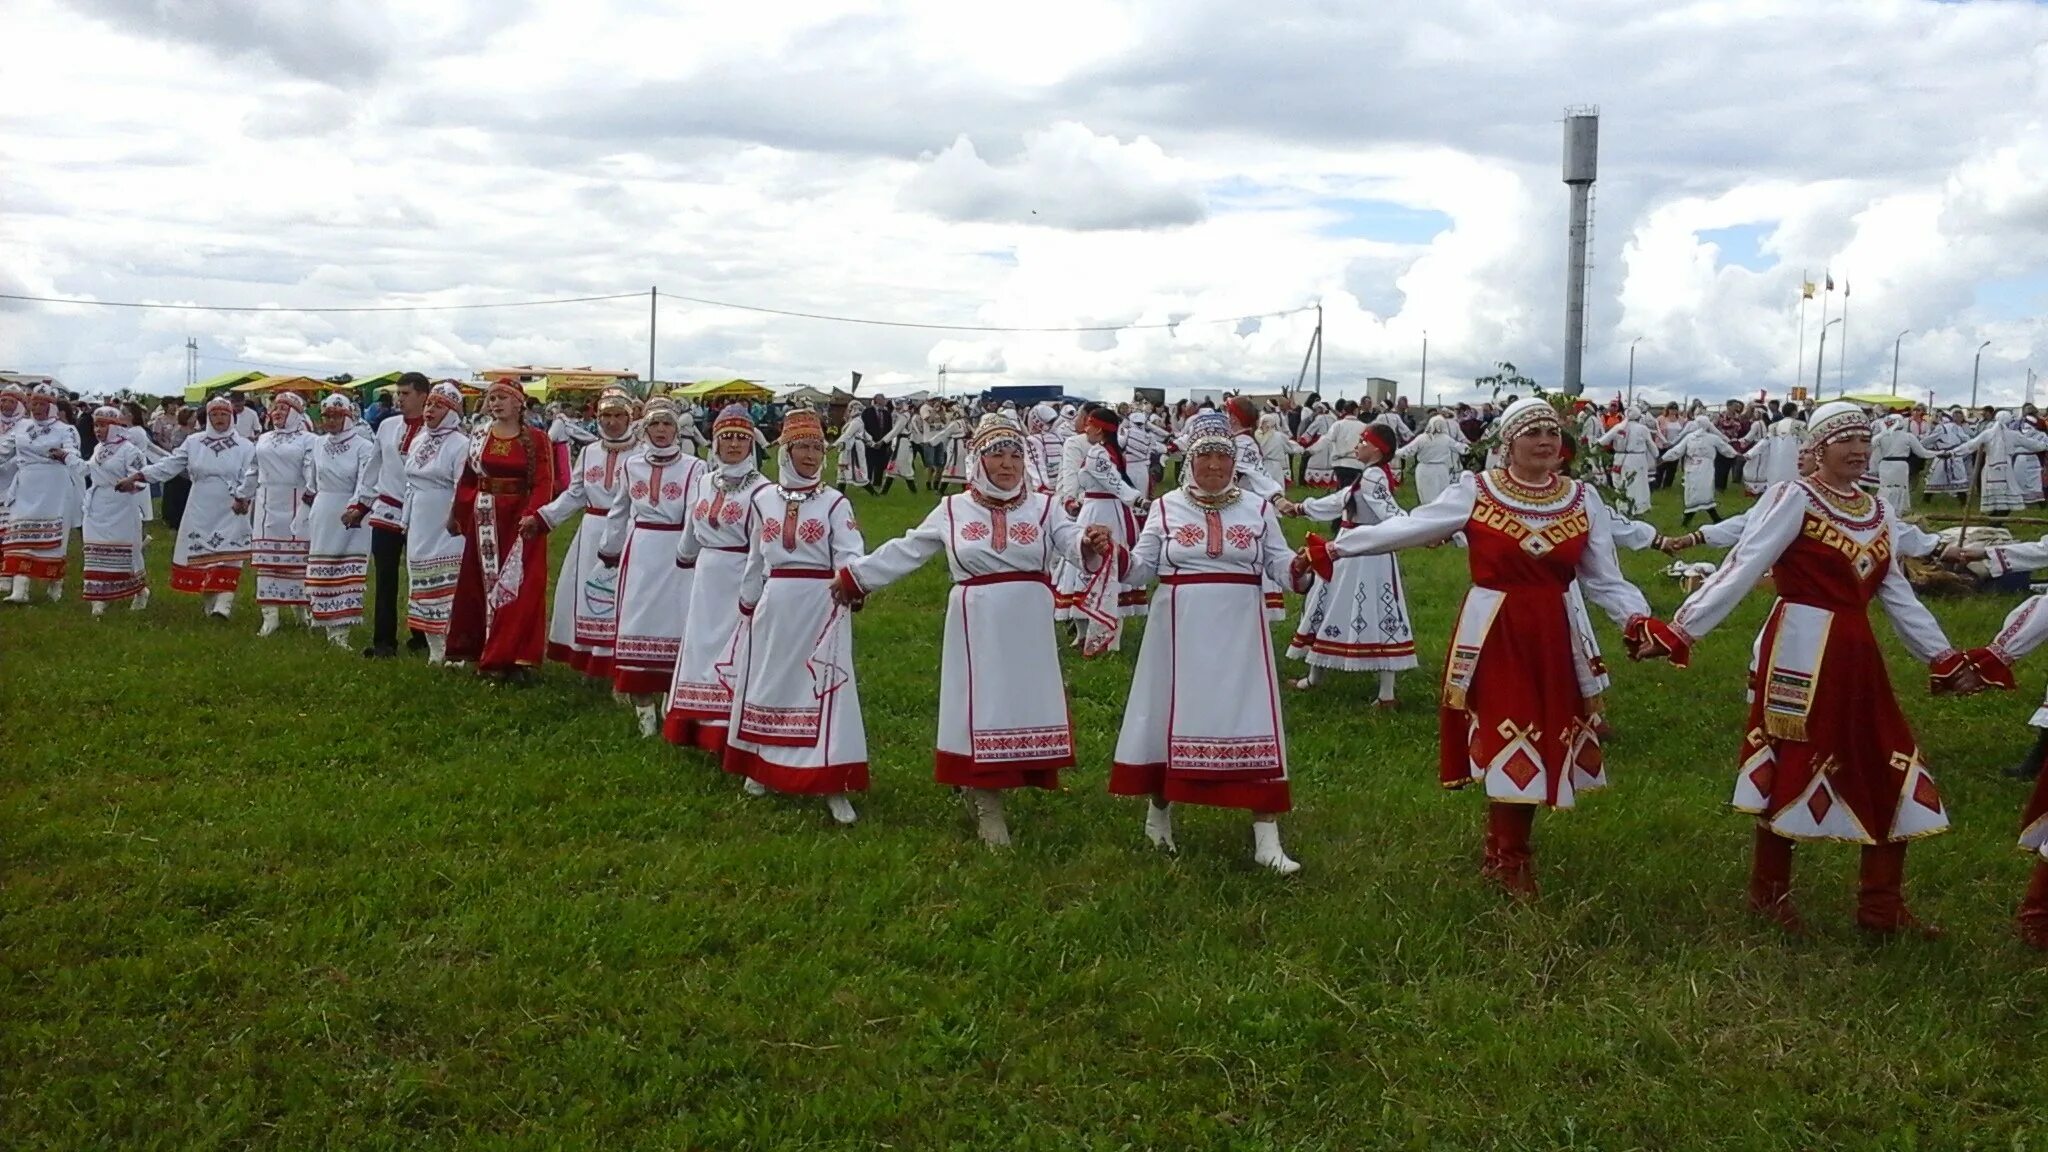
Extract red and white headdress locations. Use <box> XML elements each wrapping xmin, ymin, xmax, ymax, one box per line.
<box><xmin>596</xmin><ymin>387</ymin><xmax>638</xmax><ymax>417</ymax></box>
<box><xmin>1496</xmin><ymin>397</ymin><xmax>1562</xmax><ymax>443</ymax></box>
<box><xmin>713</xmin><ymin>402</ymin><xmax>755</xmax><ymax>442</ymax></box>
<box><xmin>1806</xmin><ymin>400</ymin><xmax>1870</xmax><ymax>448</ymax></box>
<box><xmin>484</xmin><ymin>377</ymin><xmax>526</xmax><ymax>408</ymax></box>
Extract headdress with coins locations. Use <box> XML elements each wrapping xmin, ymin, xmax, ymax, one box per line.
<box><xmin>713</xmin><ymin>402</ymin><xmax>756</xmax><ymax>442</ymax></box>
<box><xmin>1806</xmin><ymin>400</ymin><xmax>1870</xmax><ymax>449</ymax></box>
<box><xmin>1496</xmin><ymin>396</ymin><xmax>1563</xmax><ymax>444</ymax></box>
<box><xmin>1182</xmin><ymin>410</ymin><xmax>1234</xmax><ymax>457</ymax></box>
<box><xmin>595</xmin><ymin>387</ymin><xmax>638</xmax><ymax>417</ymax></box>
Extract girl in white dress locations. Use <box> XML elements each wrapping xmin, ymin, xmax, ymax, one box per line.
<box><xmin>1299</xmin><ymin>404</ymin><xmax>1336</xmax><ymax>488</ymax></box>
<box><xmin>81</xmin><ymin>407</ymin><xmax>149</xmax><ymax>615</ymax></box>
<box><xmin>530</xmin><ymin>388</ymin><xmax>638</xmax><ymax>680</ymax></box>
<box><xmin>136</xmin><ymin>396</ymin><xmax>255</xmax><ymax>620</ymax></box>
<box><xmin>1053</xmin><ymin>409</ymin><xmax>1146</xmax><ymax>648</ymax></box>
<box><xmin>401</xmin><ymin>383</ymin><xmax>471</xmax><ymax>662</ymax></box>
<box><xmin>305</xmin><ymin>394</ymin><xmax>379</xmax><ymax>646</ymax></box>
<box><xmin>2</xmin><ymin>385</ymin><xmax>83</xmax><ymax>604</ymax></box>
<box><xmin>664</xmin><ymin>404</ymin><xmax>773</xmax><ymax>753</ymax></box>
<box><xmin>1395</xmin><ymin>414</ymin><xmax>1465</xmax><ymax>506</ymax></box>
<box><xmin>1110</xmin><ymin>411</ymin><xmax>1315</xmax><ymax>874</ymax></box>
<box><xmin>1286</xmin><ymin>425</ymin><xmax>1417</xmax><ymax>703</ymax></box>
<box><xmin>1920</xmin><ymin>409</ymin><xmax>1972</xmax><ymax>500</ymax></box>
<box><xmin>838</xmin><ymin>415</ymin><xmax>1110</xmax><ymax>847</ymax></box>
<box><xmin>593</xmin><ymin>398</ymin><xmax>705</xmax><ymax>736</ymax></box>
<box><xmin>245</xmin><ymin>392</ymin><xmax>317</xmax><ymax>635</ymax></box>
<box><xmin>720</xmin><ymin>409</ymin><xmax>869</xmax><ymax>825</ymax></box>
<box><xmin>1659</xmin><ymin>414</ymin><xmax>1738</xmax><ymax>525</ymax></box>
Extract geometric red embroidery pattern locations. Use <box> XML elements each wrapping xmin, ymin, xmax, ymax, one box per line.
<box><xmin>798</xmin><ymin>519</ymin><xmax>828</xmax><ymax>544</ymax></box>
<box><xmin>971</xmin><ymin>724</ymin><xmax>1071</xmax><ymax>762</ymax></box>
<box><xmin>1805</xmin><ymin>786</ymin><xmax>1834</xmax><ymax>825</ymax></box>
<box><xmin>1224</xmin><ymin>524</ymin><xmax>1256</xmax><ymax>551</ymax></box>
<box><xmin>1172</xmin><ymin>524</ymin><xmax>1205</xmax><ymax>548</ymax></box>
<box><xmin>1169</xmin><ymin>735</ymin><xmax>1282</xmax><ymax>772</ymax></box>
<box><xmin>1008</xmin><ymin>522</ymin><xmax>1039</xmax><ymax>545</ymax></box>
<box><xmin>959</xmin><ymin>520</ymin><xmax>991</xmax><ymax>541</ymax></box>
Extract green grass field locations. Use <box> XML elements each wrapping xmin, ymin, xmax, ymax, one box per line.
<box><xmin>6</xmin><ymin>472</ymin><xmax>2048</xmax><ymax>1150</ymax></box>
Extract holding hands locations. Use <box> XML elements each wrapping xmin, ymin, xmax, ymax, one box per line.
<box><xmin>518</xmin><ymin>515</ymin><xmax>546</xmax><ymax>540</ymax></box>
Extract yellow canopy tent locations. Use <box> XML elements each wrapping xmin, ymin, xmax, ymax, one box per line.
<box><xmin>1839</xmin><ymin>393</ymin><xmax>1918</xmax><ymax>411</ymax></box>
<box><xmin>185</xmin><ymin>369</ymin><xmax>265</xmax><ymax>404</ymax></box>
<box><xmin>675</xmin><ymin>378</ymin><xmax>772</xmax><ymax>404</ymax></box>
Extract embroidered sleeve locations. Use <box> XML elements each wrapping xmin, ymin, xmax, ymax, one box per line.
<box><xmin>1257</xmin><ymin>503</ymin><xmax>1303</xmax><ymax>591</ymax></box>
<box><xmin>595</xmin><ymin>472</ymin><xmax>632</xmax><ymax>560</ymax></box>
<box><xmin>845</xmin><ymin>501</ymin><xmax>948</xmax><ymax>594</ymax></box>
<box><xmin>535</xmin><ymin>448</ymin><xmax>588</xmax><ymax>529</ymax></box>
<box><xmin>1986</xmin><ymin>536</ymin><xmax>2048</xmax><ymax>578</ymax></box>
<box><xmin>1123</xmin><ymin>499</ymin><xmax>1166</xmax><ymax>587</ymax></box>
<box><xmin>1990</xmin><ymin>594</ymin><xmax>2048</xmax><ymax>664</ymax></box>
<box><xmin>829</xmin><ymin>492</ymin><xmax>867</xmax><ymax>571</ymax></box>
<box><xmin>1574</xmin><ymin>487</ymin><xmax>1652</xmax><ymax>626</ymax></box>
<box><xmin>1696</xmin><ymin>508</ymin><xmax>1749</xmax><ymax>548</ymax></box>
<box><xmin>1671</xmin><ymin>482</ymin><xmax>1805</xmax><ymax>641</ymax></box>
<box><xmin>1295</xmin><ymin>488</ymin><xmax>1349</xmax><ymax>521</ymax></box>
<box><xmin>1356</xmin><ymin>472</ymin><xmax>1404</xmax><ymax>524</ymax></box>
<box><xmin>736</xmin><ymin>494</ymin><xmax>769</xmax><ymax>612</ymax></box>
<box><xmin>1327</xmin><ymin>474</ymin><xmax>1474</xmax><ymax>558</ymax></box>
<box><xmin>140</xmin><ymin>435</ymin><xmax>193</xmax><ymax>483</ymax></box>
<box><xmin>1874</xmin><ymin>516</ymin><xmax>1955</xmax><ymax>664</ymax></box>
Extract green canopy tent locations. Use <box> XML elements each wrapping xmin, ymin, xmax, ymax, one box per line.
<box><xmin>184</xmin><ymin>369</ymin><xmax>265</xmax><ymax>404</ymax></box>
<box><xmin>1838</xmin><ymin>393</ymin><xmax>1918</xmax><ymax>412</ymax></box>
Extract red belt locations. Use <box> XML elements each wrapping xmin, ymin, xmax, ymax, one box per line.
<box><xmin>636</xmin><ymin>522</ymin><xmax>685</xmax><ymax>531</ymax></box>
<box><xmin>1160</xmin><ymin>573</ymin><xmax>1260</xmax><ymax>587</ymax></box>
<box><xmin>770</xmin><ymin>567</ymin><xmax>831</xmax><ymax>579</ymax></box>
<box><xmin>962</xmin><ymin>572</ymin><xmax>1051</xmax><ymax>589</ymax></box>
<box><xmin>707</xmin><ymin>544</ymin><xmax>748</xmax><ymax>554</ymax></box>
<box><xmin>477</xmin><ymin>477</ymin><xmax>528</xmax><ymax>496</ymax></box>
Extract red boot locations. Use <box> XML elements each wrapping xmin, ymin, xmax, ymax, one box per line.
<box><xmin>1480</xmin><ymin>807</ymin><xmax>1502</xmax><ymax>879</ymax></box>
<box><xmin>2018</xmin><ymin>861</ymin><xmax>2048</xmax><ymax>951</ymax></box>
<box><xmin>1746</xmin><ymin>824</ymin><xmax>1807</xmax><ymax>936</ymax></box>
<box><xmin>1490</xmin><ymin>803</ymin><xmax>1539</xmax><ymax>899</ymax></box>
<box><xmin>1856</xmin><ymin>841</ymin><xmax>1944</xmax><ymax>939</ymax></box>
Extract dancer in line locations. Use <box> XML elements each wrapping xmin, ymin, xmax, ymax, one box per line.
<box><xmin>401</xmin><ymin>383</ymin><xmax>471</xmax><ymax>663</ymax></box>
<box><xmin>1659</xmin><ymin>413</ymin><xmax>1737</xmax><ymax>525</ymax></box>
<box><xmin>1871</xmin><ymin>414</ymin><xmax>1935</xmax><ymax>513</ymax></box>
<box><xmin>244</xmin><ymin>391</ymin><xmax>316</xmax><ymax>636</ymax></box>
<box><xmin>838</xmin><ymin>415</ymin><xmax>1112</xmax><ymax>846</ymax></box>
<box><xmin>1307</xmin><ymin>398</ymin><xmax>1657</xmax><ymax>897</ymax></box>
<box><xmin>136</xmin><ymin>396</ymin><xmax>254</xmax><ymax>620</ymax></box>
<box><xmin>532</xmin><ymin>388</ymin><xmax>639</xmax><ymax>681</ymax></box>
<box><xmin>664</xmin><ymin>404</ymin><xmax>771</xmax><ymax>753</ymax></box>
<box><xmin>1595</xmin><ymin>405</ymin><xmax>1656</xmax><ymax>516</ymax></box>
<box><xmin>351</xmin><ymin>373</ymin><xmax>429</xmax><ymax>659</ymax></box>
<box><xmin>1052</xmin><ymin>407</ymin><xmax>1146</xmax><ymax>649</ymax></box>
<box><xmin>832</xmin><ymin>401</ymin><xmax>871</xmax><ymax>492</ymax></box>
<box><xmin>720</xmin><ymin>409</ymin><xmax>869</xmax><ymax>825</ymax></box>
<box><xmin>1111</xmin><ymin>411</ymin><xmax>1316</xmax><ymax>874</ymax></box>
<box><xmin>447</xmin><ymin>380</ymin><xmax>555</xmax><ymax>677</ymax></box>
<box><xmin>1395</xmin><ymin>414</ymin><xmax>1465</xmax><ymax>507</ymax></box>
<box><xmin>1285</xmin><ymin>425</ymin><xmax>1416</xmax><ymax>704</ymax></box>
<box><xmin>2</xmin><ymin>385</ymin><xmax>83</xmax><ymax>604</ymax></box>
<box><xmin>305</xmin><ymin>394</ymin><xmax>378</xmax><ymax>647</ymax></box>
<box><xmin>593</xmin><ymin>398</ymin><xmax>703</xmax><ymax>735</ymax></box>
<box><xmin>1639</xmin><ymin>401</ymin><xmax>1982</xmax><ymax>937</ymax></box>
<box><xmin>81</xmin><ymin>406</ymin><xmax>149</xmax><ymax>615</ymax></box>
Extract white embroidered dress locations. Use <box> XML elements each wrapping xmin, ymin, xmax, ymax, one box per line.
<box><xmin>0</xmin><ymin>416</ymin><xmax>82</xmax><ymax>581</ymax></box>
<box><xmin>598</xmin><ymin>447</ymin><xmax>704</xmax><ymax>695</ymax></box>
<box><xmin>1288</xmin><ymin>470</ymin><xmax>1417</xmax><ymax>672</ymax></box>
<box><xmin>535</xmin><ymin>439</ymin><xmax>636</xmax><ymax>676</ymax></box>
<box><xmin>400</xmin><ymin>418</ymin><xmax>470</xmax><ymax>635</ymax></box>
<box><xmin>244</xmin><ymin>425</ymin><xmax>316</xmax><ymax>606</ymax></box>
<box><xmin>82</xmin><ymin>438</ymin><xmax>148</xmax><ymax>602</ymax></box>
<box><xmin>141</xmin><ymin>428</ymin><xmax>254</xmax><ymax>595</ymax></box>
<box><xmin>663</xmin><ymin>466</ymin><xmax>772</xmax><ymax>751</ymax></box>
<box><xmin>1054</xmin><ymin>444</ymin><xmax>1146</xmax><ymax>623</ymax></box>
<box><xmin>305</xmin><ymin>425</ymin><xmax>378</xmax><ymax>627</ymax></box>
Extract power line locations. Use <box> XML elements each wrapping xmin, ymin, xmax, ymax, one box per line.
<box><xmin>658</xmin><ymin>291</ymin><xmax>1316</xmax><ymax>333</ymax></box>
<box><xmin>0</xmin><ymin>291</ymin><xmax>647</xmax><ymax>313</ymax></box>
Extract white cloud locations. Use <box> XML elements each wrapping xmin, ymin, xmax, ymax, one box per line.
<box><xmin>902</xmin><ymin>122</ymin><xmax>1205</xmax><ymax>231</ymax></box>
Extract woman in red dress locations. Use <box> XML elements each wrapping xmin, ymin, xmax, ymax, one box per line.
<box><xmin>447</xmin><ymin>379</ymin><xmax>555</xmax><ymax>678</ymax></box>
<box><xmin>1638</xmin><ymin>401</ymin><xmax>1981</xmax><ymax>936</ymax></box>
<box><xmin>1304</xmin><ymin>398</ymin><xmax>1656</xmax><ymax>896</ymax></box>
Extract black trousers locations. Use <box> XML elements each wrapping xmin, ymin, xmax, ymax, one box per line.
<box><xmin>370</xmin><ymin>525</ymin><xmax>406</xmax><ymax>648</ymax></box>
<box><xmin>1713</xmin><ymin>454</ymin><xmax>1736</xmax><ymax>492</ymax></box>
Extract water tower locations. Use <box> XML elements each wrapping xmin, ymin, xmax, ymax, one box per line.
<box><xmin>1561</xmin><ymin>106</ymin><xmax>1599</xmax><ymax>397</ymax></box>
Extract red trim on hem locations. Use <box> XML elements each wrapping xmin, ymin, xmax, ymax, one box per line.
<box><xmin>580</xmin><ymin>654</ymin><xmax>614</xmax><ymax>680</ymax></box>
<box><xmin>171</xmin><ymin>563</ymin><xmax>242</xmax><ymax>594</ymax></box>
<box><xmin>613</xmin><ymin>664</ymin><xmax>677</xmax><ymax>696</ymax></box>
<box><xmin>547</xmin><ymin>641</ymin><xmax>584</xmax><ymax>668</ymax></box>
<box><xmin>0</xmin><ymin>556</ymin><xmax>65</xmax><ymax>580</ymax></box>
<box><xmin>934</xmin><ymin>749</ymin><xmax>1068</xmax><ymax>791</ymax></box>
<box><xmin>662</xmin><ymin>714</ymin><xmax>729</xmax><ymax>752</ymax></box>
<box><xmin>1108</xmin><ymin>761</ymin><xmax>1292</xmax><ymax>813</ymax></box>
<box><xmin>721</xmin><ymin>745</ymin><xmax>869</xmax><ymax>794</ymax></box>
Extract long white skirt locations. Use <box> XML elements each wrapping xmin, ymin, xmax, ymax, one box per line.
<box><xmin>835</xmin><ymin>443</ymin><xmax>869</xmax><ymax>488</ymax></box>
<box><xmin>721</xmin><ymin>572</ymin><xmax>867</xmax><ymax>794</ymax></box>
<box><xmin>547</xmin><ymin>514</ymin><xmax>619</xmax><ymax>677</ymax></box>
<box><xmin>169</xmin><ymin>475</ymin><xmax>251</xmax><ymax>595</ymax></box>
<box><xmin>2017</xmin><ymin>453</ymin><xmax>2045</xmax><ymax>504</ymax></box>
<box><xmin>1286</xmin><ymin>551</ymin><xmax>1418</xmax><ymax>672</ymax></box>
<box><xmin>1416</xmin><ymin>463</ymin><xmax>1452</xmax><ymax>506</ymax></box>
<box><xmin>611</xmin><ymin>523</ymin><xmax>694</xmax><ymax>695</ymax></box>
<box><xmin>304</xmin><ymin>491</ymin><xmax>370</xmax><ymax>627</ymax></box>
<box><xmin>1925</xmin><ymin>452</ymin><xmax>1971</xmax><ymax>494</ymax></box>
<box><xmin>1982</xmin><ymin>460</ymin><xmax>2028</xmax><ymax>514</ymax></box>
<box><xmin>1110</xmin><ymin>576</ymin><xmax>1291</xmax><ymax>812</ymax></box>
<box><xmin>1680</xmin><ymin>456</ymin><xmax>1717</xmax><ymax>514</ymax></box>
<box><xmin>932</xmin><ymin>574</ymin><xmax>1074</xmax><ymax>789</ymax></box>
<box><xmin>664</xmin><ymin>546</ymin><xmax>748</xmax><ymax>750</ymax></box>
<box><xmin>1055</xmin><ymin>495</ymin><xmax>1145</xmax><ymax>620</ymax></box>
<box><xmin>250</xmin><ymin>484</ymin><xmax>308</xmax><ymax>605</ymax></box>
<box><xmin>1614</xmin><ymin>455</ymin><xmax>1652</xmax><ymax>515</ymax></box>
<box><xmin>0</xmin><ymin>465</ymin><xmax>72</xmax><ymax>581</ymax></box>
<box><xmin>404</xmin><ymin>484</ymin><xmax>464</xmax><ymax>635</ymax></box>
<box><xmin>82</xmin><ymin>488</ymin><xmax>145</xmax><ymax>602</ymax></box>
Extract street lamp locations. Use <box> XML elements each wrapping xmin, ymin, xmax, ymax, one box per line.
<box><xmin>1419</xmin><ymin>330</ymin><xmax>1429</xmax><ymax>408</ymax></box>
<box><xmin>1890</xmin><ymin>330</ymin><xmax>1909</xmax><ymax>396</ymax></box>
<box><xmin>1971</xmin><ymin>340</ymin><xmax>1992</xmax><ymax>409</ymax></box>
<box><xmin>1814</xmin><ymin>318</ymin><xmax>1841</xmax><ymax>395</ymax></box>
<box><xmin>1626</xmin><ymin>336</ymin><xmax>1643</xmax><ymax>406</ymax></box>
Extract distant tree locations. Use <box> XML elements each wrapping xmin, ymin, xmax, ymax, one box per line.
<box><xmin>324</xmin><ymin>373</ymin><xmax>354</xmax><ymax>385</ymax></box>
<box><xmin>1474</xmin><ymin>361</ymin><xmax>1537</xmax><ymax>400</ymax></box>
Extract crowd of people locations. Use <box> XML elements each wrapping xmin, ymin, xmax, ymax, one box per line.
<box><xmin>8</xmin><ymin>373</ymin><xmax>2048</xmax><ymax>948</ymax></box>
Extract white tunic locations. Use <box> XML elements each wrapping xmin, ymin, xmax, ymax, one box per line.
<box><xmin>1288</xmin><ymin>471</ymin><xmax>1417</xmax><ymax>672</ymax></box>
<box><xmin>1</xmin><ymin>417</ymin><xmax>82</xmax><ymax>579</ymax></box>
<box><xmin>1921</xmin><ymin>422</ymin><xmax>1971</xmax><ymax>494</ymax></box>
<box><xmin>845</xmin><ymin>491</ymin><xmax>1087</xmax><ymax>785</ymax></box>
<box><xmin>306</xmin><ymin>427</ymin><xmax>378</xmax><ymax>627</ymax></box>
<box><xmin>664</xmin><ymin>467</ymin><xmax>772</xmax><ymax>748</ymax></box>
<box><xmin>535</xmin><ymin>440</ymin><xmax>636</xmax><ymax>673</ymax></box>
<box><xmin>597</xmin><ymin>448</ymin><xmax>704</xmax><ymax>692</ymax></box>
<box><xmin>362</xmin><ymin>416</ymin><xmax>421</xmax><ymax>533</ymax></box>
<box><xmin>400</xmin><ymin>421</ymin><xmax>470</xmax><ymax>634</ymax></box>
<box><xmin>0</xmin><ymin>409</ymin><xmax>22</xmax><ymax>543</ymax></box>
<box><xmin>244</xmin><ymin>428</ymin><xmax>316</xmax><ymax>605</ymax></box>
<box><xmin>1300</xmin><ymin>414</ymin><xmax>1336</xmax><ymax>485</ymax></box>
<box><xmin>1596</xmin><ymin>420</ymin><xmax>1656</xmax><ymax>515</ymax></box>
<box><xmin>1983</xmin><ymin>539</ymin><xmax>2048</xmax><ymax>740</ymax></box>
<box><xmin>832</xmin><ymin>420</ymin><xmax>870</xmax><ymax>488</ymax></box>
<box><xmin>1395</xmin><ymin>433</ymin><xmax>1464</xmax><ymax>506</ymax></box>
<box><xmin>82</xmin><ymin>439</ymin><xmax>148</xmax><ymax>601</ymax></box>
<box><xmin>1955</xmin><ymin>421</ymin><xmax>2048</xmax><ymax>513</ymax></box>
<box><xmin>1112</xmin><ymin>487</ymin><xmax>1306</xmax><ymax>811</ymax></box>
<box><xmin>721</xmin><ymin>483</ymin><xmax>869</xmax><ymax>793</ymax></box>
<box><xmin>141</xmin><ymin>429</ymin><xmax>255</xmax><ymax>593</ymax></box>
<box><xmin>1660</xmin><ymin>426</ymin><xmax>1737</xmax><ymax>514</ymax></box>
<box><xmin>1871</xmin><ymin>425</ymin><xmax>1934</xmax><ymax>512</ymax></box>
<box><xmin>1054</xmin><ymin>444</ymin><xmax>1145</xmax><ymax>624</ymax></box>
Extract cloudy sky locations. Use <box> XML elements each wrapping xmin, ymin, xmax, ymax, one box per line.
<box><xmin>4</xmin><ymin>0</ymin><xmax>2047</xmax><ymax>407</ymax></box>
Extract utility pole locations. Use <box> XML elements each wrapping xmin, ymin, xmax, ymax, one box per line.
<box><xmin>185</xmin><ymin>336</ymin><xmax>198</xmax><ymax>391</ymax></box>
<box><xmin>1890</xmin><ymin>330</ymin><xmax>1909</xmax><ymax>396</ymax></box>
<box><xmin>647</xmin><ymin>286</ymin><xmax>657</xmax><ymax>393</ymax></box>
<box><xmin>1314</xmin><ymin>303</ymin><xmax>1323</xmax><ymax>398</ymax></box>
<box><xmin>1971</xmin><ymin>340</ymin><xmax>1992</xmax><ymax>409</ymax></box>
<box><xmin>1815</xmin><ymin>318</ymin><xmax>1841</xmax><ymax>396</ymax></box>
<box><xmin>1419</xmin><ymin>330</ymin><xmax>1428</xmax><ymax>409</ymax></box>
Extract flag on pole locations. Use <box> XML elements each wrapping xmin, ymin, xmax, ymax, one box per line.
<box><xmin>1825</xmin><ymin>273</ymin><xmax>1834</xmax><ymax>292</ymax></box>
<box><xmin>1801</xmin><ymin>280</ymin><xmax>1816</xmax><ymax>299</ymax></box>
<box><xmin>1843</xmin><ymin>280</ymin><xmax>1851</xmax><ymax>298</ymax></box>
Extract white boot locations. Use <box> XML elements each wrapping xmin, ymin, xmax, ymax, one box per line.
<box><xmin>326</xmin><ymin>625</ymin><xmax>353</xmax><ymax>649</ymax></box>
<box><xmin>298</xmin><ymin>606</ymin><xmax>315</xmax><ymax>628</ymax></box>
<box><xmin>211</xmin><ymin>592</ymin><xmax>235</xmax><ymax>619</ymax></box>
<box><xmin>132</xmin><ymin>587</ymin><xmax>150</xmax><ymax>612</ymax></box>
<box><xmin>826</xmin><ymin>793</ymin><xmax>859</xmax><ymax>826</ymax></box>
<box><xmin>743</xmin><ymin>777</ymin><xmax>768</xmax><ymax>797</ymax></box>
<box><xmin>1144</xmin><ymin>801</ymin><xmax>1177</xmax><ymax>852</ymax></box>
<box><xmin>964</xmin><ymin>788</ymin><xmax>1011</xmax><ymax>848</ymax></box>
<box><xmin>91</xmin><ymin>600</ymin><xmax>107</xmax><ymax>618</ymax></box>
<box><xmin>5</xmin><ymin>575</ymin><xmax>29</xmax><ymax>603</ymax></box>
<box><xmin>635</xmin><ymin>703</ymin><xmax>660</xmax><ymax>738</ymax></box>
<box><xmin>258</xmin><ymin>606</ymin><xmax>281</xmax><ymax>636</ymax></box>
<box><xmin>426</xmin><ymin>634</ymin><xmax>447</xmax><ymax>665</ymax></box>
<box><xmin>1252</xmin><ymin>820</ymin><xmax>1301</xmax><ymax>875</ymax></box>
<box><xmin>45</xmin><ymin>579</ymin><xmax>61</xmax><ymax>602</ymax></box>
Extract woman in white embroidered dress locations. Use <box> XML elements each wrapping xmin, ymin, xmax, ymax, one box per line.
<box><xmin>837</xmin><ymin>416</ymin><xmax>1110</xmax><ymax>847</ymax></box>
<box><xmin>1299</xmin><ymin>403</ymin><xmax>1337</xmax><ymax>489</ymax></box>
<box><xmin>304</xmin><ymin>394</ymin><xmax>378</xmax><ymax>647</ymax></box>
<box><xmin>1308</xmin><ymin>398</ymin><xmax>1656</xmax><ymax>897</ymax></box>
<box><xmin>401</xmin><ymin>383</ymin><xmax>470</xmax><ymax>663</ymax></box>
<box><xmin>832</xmin><ymin>401</ymin><xmax>871</xmax><ymax>492</ymax></box>
<box><xmin>664</xmin><ymin>404</ymin><xmax>772</xmax><ymax>753</ymax></box>
<box><xmin>81</xmin><ymin>406</ymin><xmax>149</xmax><ymax>615</ymax></box>
<box><xmin>530</xmin><ymin>388</ymin><xmax>638</xmax><ymax>681</ymax></box>
<box><xmin>2</xmin><ymin>385</ymin><xmax>83</xmax><ymax>604</ymax></box>
<box><xmin>592</xmin><ymin>398</ymin><xmax>705</xmax><ymax>736</ymax></box>
<box><xmin>1640</xmin><ymin>402</ymin><xmax>1980</xmax><ymax>937</ymax></box>
<box><xmin>244</xmin><ymin>391</ymin><xmax>317</xmax><ymax>635</ymax></box>
<box><xmin>1920</xmin><ymin>409</ymin><xmax>1972</xmax><ymax>501</ymax></box>
<box><xmin>1395</xmin><ymin>414</ymin><xmax>1465</xmax><ymax>507</ymax></box>
<box><xmin>1054</xmin><ymin>409</ymin><xmax>1146</xmax><ymax>646</ymax></box>
<box><xmin>1948</xmin><ymin>411</ymin><xmax>2048</xmax><ymax>516</ymax></box>
<box><xmin>1659</xmin><ymin>414</ymin><xmax>1738</xmax><ymax>525</ymax></box>
<box><xmin>1111</xmin><ymin>411</ymin><xmax>1315</xmax><ymax>874</ymax></box>
<box><xmin>1285</xmin><ymin>425</ymin><xmax>1416</xmax><ymax>704</ymax></box>
<box><xmin>0</xmin><ymin>383</ymin><xmax>26</xmax><ymax>559</ymax></box>
<box><xmin>883</xmin><ymin>402</ymin><xmax>924</xmax><ymax>492</ymax></box>
<box><xmin>933</xmin><ymin>406</ymin><xmax>972</xmax><ymax>494</ymax></box>
<box><xmin>136</xmin><ymin>396</ymin><xmax>254</xmax><ymax>620</ymax></box>
<box><xmin>720</xmin><ymin>409</ymin><xmax>869</xmax><ymax>825</ymax></box>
